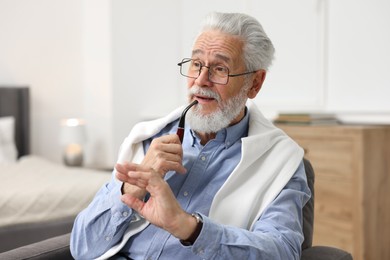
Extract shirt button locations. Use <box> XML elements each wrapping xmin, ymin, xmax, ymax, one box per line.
<box><xmin>201</xmin><ymin>156</ymin><xmax>206</xmax><ymax>161</ymax></box>
<box><xmin>183</xmin><ymin>191</ymin><xmax>189</xmax><ymax>196</ymax></box>
<box><xmin>105</xmin><ymin>236</ymin><xmax>111</xmax><ymax>241</ymax></box>
<box><xmin>122</xmin><ymin>211</ymin><xmax>129</xmax><ymax>217</ymax></box>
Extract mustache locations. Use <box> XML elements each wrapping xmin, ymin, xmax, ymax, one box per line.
<box><xmin>188</xmin><ymin>86</ymin><xmax>221</xmax><ymax>102</ymax></box>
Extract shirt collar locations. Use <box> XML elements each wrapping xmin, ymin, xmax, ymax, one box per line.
<box><xmin>189</xmin><ymin>107</ymin><xmax>249</xmax><ymax>148</ymax></box>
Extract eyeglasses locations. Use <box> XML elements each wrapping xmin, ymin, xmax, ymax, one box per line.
<box><xmin>178</xmin><ymin>58</ymin><xmax>257</xmax><ymax>85</ymax></box>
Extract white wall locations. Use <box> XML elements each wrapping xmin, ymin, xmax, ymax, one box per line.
<box><xmin>82</xmin><ymin>0</ymin><xmax>114</xmax><ymax>167</ymax></box>
<box><xmin>111</xmin><ymin>0</ymin><xmax>182</xmax><ymax>152</ymax></box>
<box><xmin>327</xmin><ymin>0</ymin><xmax>390</xmax><ymax>112</ymax></box>
<box><xmin>0</xmin><ymin>0</ymin><xmax>114</xmax><ymax>167</ymax></box>
<box><xmin>0</xmin><ymin>0</ymin><xmax>85</xmax><ymax>163</ymax></box>
<box><xmin>1</xmin><ymin>0</ymin><xmax>390</xmax><ymax>167</ymax></box>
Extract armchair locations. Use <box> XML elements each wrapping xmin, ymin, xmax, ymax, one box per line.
<box><xmin>0</xmin><ymin>159</ymin><xmax>352</xmax><ymax>260</ymax></box>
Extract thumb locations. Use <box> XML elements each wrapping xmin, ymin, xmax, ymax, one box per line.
<box><xmin>121</xmin><ymin>194</ymin><xmax>145</xmax><ymax>213</ymax></box>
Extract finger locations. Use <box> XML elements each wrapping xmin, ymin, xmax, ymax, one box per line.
<box><xmin>115</xmin><ymin>163</ymin><xmax>127</xmax><ymax>173</ymax></box>
<box><xmin>175</xmin><ymin>165</ymin><xmax>187</xmax><ymax>174</ymax></box>
<box><xmin>128</xmin><ymin>170</ymin><xmax>151</xmax><ymax>181</ymax></box>
<box><xmin>115</xmin><ymin>163</ymin><xmax>132</xmax><ymax>180</ymax></box>
<box><xmin>121</xmin><ymin>194</ymin><xmax>145</xmax><ymax>212</ymax></box>
<box><xmin>152</xmin><ymin>149</ymin><xmax>182</xmax><ymax>162</ymax></box>
<box><xmin>116</xmin><ymin>162</ymin><xmax>141</xmax><ymax>172</ymax></box>
<box><xmin>168</xmin><ymin>162</ymin><xmax>187</xmax><ymax>174</ymax></box>
<box><xmin>116</xmin><ymin>170</ymin><xmax>131</xmax><ymax>183</ymax></box>
<box><xmin>156</xmin><ymin>134</ymin><xmax>182</xmax><ymax>144</ymax></box>
<box><xmin>126</xmin><ymin>170</ymin><xmax>166</xmax><ymax>193</ymax></box>
<box><xmin>116</xmin><ymin>170</ymin><xmax>149</xmax><ymax>188</ymax></box>
<box><xmin>115</xmin><ymin>164</ymin><xmax>140</xmax><ymax>182</ymax></box>
<box><xmin>128</xmin><ymin>177</ymin><xmax>148</xmax><ymax>189</ymax></box>
<box><xmin>150</xmin><ymin>160</ymin><xmax>187</xmax><ymax>175</ymax></box>
<box><xmin>149</xmin><ymin>135</ymin><xmax>183</xmax><ymax>156</ymax></box>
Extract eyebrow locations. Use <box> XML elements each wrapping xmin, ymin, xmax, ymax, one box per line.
<box><xmin>191</xmin><ymin>49</ymin><xmax>231</xmax><ymax>64</ymax></box>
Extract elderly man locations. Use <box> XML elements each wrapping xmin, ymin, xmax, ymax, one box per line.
<box><xmin>71</xmin><ymin>12</ymin><xmax>311</xmax><ymax>260</ymax></box>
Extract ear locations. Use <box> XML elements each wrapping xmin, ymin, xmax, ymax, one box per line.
<box><xmin>247</xmin><ymin>70</ymin><xmax>266</xmax><ymax>99</ymax></box>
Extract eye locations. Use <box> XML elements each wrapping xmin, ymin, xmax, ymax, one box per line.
<box><xmin>191</xmin><ymin>60</ymin><xmax>202</xmax><ymax>69</ymax></box>
<box><xmin>213</xmin><ymin>65</ymin><xmax>229</xmax><ymax>75</ymax></box>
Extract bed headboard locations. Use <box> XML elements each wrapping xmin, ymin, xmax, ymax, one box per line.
<box><xmin>0</xmin><ymin>86</ymin><xmax>30</xmax><ymax>157</ymax></box>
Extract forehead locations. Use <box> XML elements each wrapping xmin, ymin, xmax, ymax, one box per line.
<box><xmin>192</xmin><ymin>30</ymin><xmax>244</xmax><ymax>65</ymax></box>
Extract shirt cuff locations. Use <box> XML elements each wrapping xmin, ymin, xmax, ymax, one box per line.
<box><xmin>189</xmin><ymin>214</ymin><xmax>222</xmax><ymax>259</ymax></box>
<box><xmin>108</xmin><ymin>180</ymin><xmax>141</xmax><ymax>225</ymax></box>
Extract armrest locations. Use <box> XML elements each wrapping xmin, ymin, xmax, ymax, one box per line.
<box><xmin>302</xmin><ymin>246</ymin><xmax>353</xmax><ymax>260</ymax></box>
<box><xmin>0</xmin><ymin>233</ymin><xmax>72</xmax><ymax>260</ymax></box>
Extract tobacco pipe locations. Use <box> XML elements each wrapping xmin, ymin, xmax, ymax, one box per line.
<box><xmin>176</xmin><ymin>100</ymin><xmax>198</xmax><ymax>143</ymax></box>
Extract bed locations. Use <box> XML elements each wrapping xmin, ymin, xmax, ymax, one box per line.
<box><xmin>0</xmin><ymin>87</ymin><xmax>112</xmax><ymax>253</ymax></box>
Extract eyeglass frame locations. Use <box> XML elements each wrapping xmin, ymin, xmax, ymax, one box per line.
<box><xmin>177</xmin><ymin>58</ymin><xmax>257</xmax><ymax>85</ymax></box>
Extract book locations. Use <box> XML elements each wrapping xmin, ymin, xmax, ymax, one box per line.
<box><xmin>274</xmin><ymin>113</ymin><xmax>339</xmax><ymax>125</ymax></box>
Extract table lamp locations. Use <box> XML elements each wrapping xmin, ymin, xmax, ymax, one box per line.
<box><xmin>59</xmin><ymin>118</ymin><xmax>86</xmax><ymax>167</ymax></box>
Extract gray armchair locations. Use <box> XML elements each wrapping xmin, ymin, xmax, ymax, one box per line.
<box><xmin>0</xmin><ymin>159</ymin><xmax>353</xmax><ymax>260</ymax></box>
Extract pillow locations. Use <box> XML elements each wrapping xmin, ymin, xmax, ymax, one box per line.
<box><xmin>0</xmin><ymin>116</ymin><xmax>18</xmax><ymax>164</ymax></box>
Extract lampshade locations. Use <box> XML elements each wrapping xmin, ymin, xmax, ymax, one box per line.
<box><xmin>59</xmin><ymin>118</ymin><xmax>86</xmax><ymax>145</ymax></box>
<box><xmin>59</xmin><ymin>118</ymin><xmax>87</xmax><ymax>167</ymax></box>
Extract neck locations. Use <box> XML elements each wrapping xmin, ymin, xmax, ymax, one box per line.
<box><xmin>196</xmin><ymin>132</ymin><xmax>217</xmax><ymax>145</ymax></box>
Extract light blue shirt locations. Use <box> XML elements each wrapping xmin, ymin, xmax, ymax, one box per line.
<box><xmin>70</xmin><ymin>110</ymin><xmax>311</xmax><ymax>260</ymax></box>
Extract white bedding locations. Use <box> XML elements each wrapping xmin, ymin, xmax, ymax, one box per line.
<box><xmin>0</xmin><ymin>156</ymin><xmax>111</xmax><ymax>227</ymax></box>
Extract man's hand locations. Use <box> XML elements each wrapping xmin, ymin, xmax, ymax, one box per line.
<box><xmin>116</xmin><ymin>134</ymin><xmax>187</xmax><ymax>199</ymax></box>
<box><xmin>116</xmin><ymin>162</ymin><xmax>147</xmax><ymax>200</ymax></box>
<box><xmin>120</xmin><ymin>164</ymin><xmax>197</xmax><ymax>240</ymax></box>
<box><xmin>141</xmin><ymin>134</ymin><xmax>187</xmax><ymax>175</ymax></box>
<box><xmin>116</xmin><ymin>134</ymin><xmax>196</xmax><ymax>240</ymax></box>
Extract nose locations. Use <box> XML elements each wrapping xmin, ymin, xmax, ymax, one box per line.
<box><xmin>194</xmin><ymin>66</ymin><xmax>213</xmax><ymax>87</ymax></box>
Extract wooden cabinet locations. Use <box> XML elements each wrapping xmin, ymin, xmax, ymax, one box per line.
<box><xmin>277</xmin><ymin>124</ymin><xmax>390</xmax><ymax>260</ymax></box>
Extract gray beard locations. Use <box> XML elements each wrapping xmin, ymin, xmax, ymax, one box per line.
<box><xmin>186</xmin><ymin>85</ymin><xmax>249</xmax><ymax>134</ymax></box>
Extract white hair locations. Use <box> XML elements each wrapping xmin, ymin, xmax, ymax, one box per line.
<box><xmin>198</xmin><ymin>12</ymin><xmax>275</xmax><ymax>71</ymax></box>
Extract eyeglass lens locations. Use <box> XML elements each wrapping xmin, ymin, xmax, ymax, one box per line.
<box><xmin>180</xmin><ymin>59</ymin><xmax>229</xmax><ymax>85</ymax></box>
